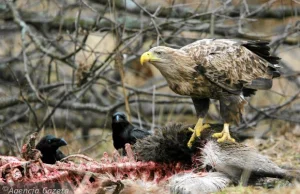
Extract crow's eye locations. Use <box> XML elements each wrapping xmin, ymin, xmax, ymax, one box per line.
<box><xmin>48</xmin><ymin>139</ymin><xmax>52</xmax><ymax>144</ymax></box>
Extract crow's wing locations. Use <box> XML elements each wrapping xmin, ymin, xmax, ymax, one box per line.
<box><xmin>129</xmin><ymin>127</ymin><xmax>151</xmax><ymax>142</ymax></box>
<box><xmin>55</xmin><ymin>150</ymin><xmax>66</xmax><ymax>161</ymax></box>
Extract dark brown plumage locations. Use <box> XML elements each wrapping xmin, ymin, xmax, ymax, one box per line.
<box><xmin>140</xmin><ymin>39</ymin><xmax>280</xmax><ymax>147</ymax></box>
<box><xmin>133</xmin><ymin>123</ymin><xmax>198</xmax><ymax>164</ymax></box>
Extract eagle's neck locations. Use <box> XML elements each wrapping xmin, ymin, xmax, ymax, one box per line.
<box><xmin>156</xmin><ymin>54</ymin><xmax>196</xmax><ymax>81</ymax></box>
<box><xmin>157</xmin><ymin>54</ymin><xmax>197</xmax><ymax>96</ymax></box>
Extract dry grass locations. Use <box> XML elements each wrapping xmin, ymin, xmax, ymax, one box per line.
<box><xmin>218</xmin><ymin>183</ymin><xmax>300</xmax><ymax>194</ymax></box>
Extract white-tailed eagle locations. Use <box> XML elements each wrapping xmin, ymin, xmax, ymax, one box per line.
<box><xmin>140</xmin><ymin>39</ymin><xmax>280</xmax><ymax>147</ymax></box>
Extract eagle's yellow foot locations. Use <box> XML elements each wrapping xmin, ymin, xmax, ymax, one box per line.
<box><xmin>187</xmin><ymin>118</ymin><xmax>210</xmax><ymax>148</ymax></box>
<box><xmin>212</xmin><ymin>123</ymin><xmax>236</xmax><ymax>143</ymax></box>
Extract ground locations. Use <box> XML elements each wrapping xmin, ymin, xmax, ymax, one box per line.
<box><xmin>47</xmin><ymin>119</ymin><xmax>300</xmax><ymax>193</ymax></box>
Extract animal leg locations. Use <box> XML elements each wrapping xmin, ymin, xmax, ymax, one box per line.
<box><xmin>212</xmin><ymin>123</ymin><xmax>235</xmax><ymax>143</ymax></box>
<box><xmin>212</xmin><ymin>95</ymin><xmax>245</xmax><ymax>143</ymax></box>
<box><xmin>187</xmin><ymin>98</ymin><xmax>210</xmax><ymax>148</ymax></box>
<box><xmin>187</xmin><ymin>118</ymin><xmax>210</xmax><ymax>148</ymax></box>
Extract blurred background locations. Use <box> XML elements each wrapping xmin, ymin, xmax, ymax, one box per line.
<box><xmin>0</xmin><ymin>0</ymin><xmax>299</xmax><ymax>171</ymax></box>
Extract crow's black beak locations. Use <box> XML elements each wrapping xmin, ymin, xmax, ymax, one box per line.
<box><xmin>115</xmin><ymin>115</ymin><xmax>121</xmax><ymax>122</ymax></box>
<box><xmin>112</xmin><ymin>112</ymin><xmax>126</xmax><ymax>123</ymax></box>
<box><xmin>58</xmin><ymin>138</ymin><xmax>67</xmax><ymax>147</ymax></box>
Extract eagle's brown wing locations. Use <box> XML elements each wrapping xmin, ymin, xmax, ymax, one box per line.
<box><xmin>182</xmin><ymin>39</ymin><xmax>279</xmax><ymax>95</ymax></box>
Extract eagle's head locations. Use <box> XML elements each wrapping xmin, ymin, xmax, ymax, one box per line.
<box><xmin>140</xmin><ymin>46</ymin><xmax>195</xmax><ymax>79</ymax></box>
<box><xmin>140</xmin><ymin>46</ymin><xmax>177</xmax><ymax>66</ymax></box>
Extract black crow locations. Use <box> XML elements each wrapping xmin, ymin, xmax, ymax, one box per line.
<box><xmin>112</xmin><ymin>112</ymin><xmax>151</xmax><ymax>152</ymax></box>
<box><xmin>36</xmin><ymin>135</ymin><xmax>67</xmax><ymax>164</ymax></box>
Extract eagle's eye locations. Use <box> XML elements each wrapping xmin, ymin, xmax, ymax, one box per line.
<box><xmin>155</xmin><ymin>51</ymin><xmax>162</xmax><ymax>55</ymax></box>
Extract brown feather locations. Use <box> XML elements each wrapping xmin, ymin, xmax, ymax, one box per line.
<box><xmin>181</xmin><ymin>39</ymin><xmax>276</xmax><ymax>95</ymax></box>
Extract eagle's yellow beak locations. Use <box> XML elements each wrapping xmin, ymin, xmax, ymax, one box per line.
<box><xmin>140</xmin><ymin>51</ymin><xmax>155</xmax><ymax>65</ymax></box>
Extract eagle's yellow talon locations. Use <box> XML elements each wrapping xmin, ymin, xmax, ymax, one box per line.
<box><xmin>195</xmin><ymin>127</ymin><xmax>201</xmax><ymax>137</ymax></box>
<box><xmin>203</xmin><ymin>124</ymin><xmax>210</xmax><ymax>128</ymax></box>
<box><xmin>217</xmin><ymin>133</ymin><xmax>229</xmax><ymax>142</ymax></box>
<box><xmin>187</xmin><ymin>118</ymin><xmax>210</xmax><ymax>148</ymax></box>
<box><xmin>188</xmin><ymin>127</ymin><xmax>195</xmax><ymax>133</ymax></box>
<box><xmin>187</xmin><ymin>131</ymin><xmax>196</xmax><ymax>148</ymax></box>
<box><xmin>187</xmin><ymin>140</ymin><xmax>193</xmax><ymax>148</ymax></box>
<box><xmin>194</xmin><ymin>124</ymin><xmax>210</xmax><ymax>137</ymax></box>
<box><xmin>212</xmin><ymin>123</ymin><xmax>236</xmax><ymax>143</ymax></box>
<box><xmin>212</xmin><ymin>132</ymin><xmax>223</xmax><ymax>138</ymax></box>
<box><xmin>195</xmin><ymin>123</ymin><xmax>210</xmax><ymax>136</ymax></box>
<box><xmin>216</xmin><ymin>134</ymin><xmax>236</xmax><ymax>143</ymax></box>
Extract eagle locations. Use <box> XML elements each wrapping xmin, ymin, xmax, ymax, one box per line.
<box><xmin>140</xmin><ymin>39</ymin><xmax>280</xmax><ymax>148</ymax></box>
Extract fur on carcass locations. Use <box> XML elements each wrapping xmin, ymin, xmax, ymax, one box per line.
<box><xmin>0</xmin><ymin>123</ymin><xmax>299</xmax><ymax>194</ymax></box>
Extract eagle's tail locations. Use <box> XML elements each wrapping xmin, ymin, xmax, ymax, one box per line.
<box><xmin>242</xmin><ymin>41</ymin><xmax>281</xmax><ymax>78</ymax></box>
<box><xmin>242</xmin><ymin>41</ymin><xmax>280</xmax><ymax>64</ymax></box>
<box><xmin>243</xmin><ymin>77</ymin><xmax>273</xmax><ymax>97</ymax></box>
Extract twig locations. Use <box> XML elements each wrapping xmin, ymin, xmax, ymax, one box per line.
<box><xmin>5</xmin><ymin>0</ymin><xmax>77</xmax><ymax>68</ymax></box>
